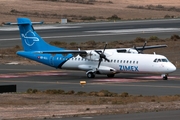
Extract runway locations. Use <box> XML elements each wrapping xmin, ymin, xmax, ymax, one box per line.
<box><xmin>1</xmin><ymin>19</ymin><xmax>180</xmax><ymax>48</ymax></box>
<box><xmin>0</xmin><ymin>64</ymin><xmax>180</xmax><ymax>96</ymax></box>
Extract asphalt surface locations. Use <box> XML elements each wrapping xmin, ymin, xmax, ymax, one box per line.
<box><xmin>0</xmin><ymin>64</ymin><xmax>180</xmax><ymax>120</ymax></box>
<box><xmin>1</xmin><ymin>19</ymin><xmax>180</xmax><ymax>48</ymax></box>
<box><xmin>0</xmin><ymin>64</ymin><xmax>180</xmax><ymax>96</ymax></box>
<box><xmin>0</xmin><ymin>19</ymin><xmax>180</xmax><ymax>120</ymax></box>
<box><xmin>49</xmin><ymin>110</ymin><xmax>180</xmax><ymax>120</ymax></box>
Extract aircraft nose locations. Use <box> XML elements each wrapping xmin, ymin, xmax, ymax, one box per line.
<box><xmin>168</xmin><ymin>63</ymin><xmax>176</xmax><ymax>72</ymax></box>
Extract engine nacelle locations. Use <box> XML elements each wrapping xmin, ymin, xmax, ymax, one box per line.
<box><xmin>79</xmin><ymin>50</ymin><xmax>99</xmax><ymax>61</ymax></box>
<box><xmin>126</xmin><ymin>48</ymin><xmax>138</xmax><ymax>54</ymax></box>
<box><xmin>97</xmin><ymin>66</ymin><xmax>116</xmax><ymax>74</ymax></box>
<box><xmin>117</xmin><ymin>48</ymin><xmax>138</xmax><ymax>54</ymax></box>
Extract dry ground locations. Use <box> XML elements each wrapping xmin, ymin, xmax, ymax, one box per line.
<box><xmin>0</xmin><ymin>93</ymin><xmax>180</xmax><ymax>120</ymax></box>
<box><xmin>1</xmin><ymin>0</ymin><xmax>180</xmax><ymax>23</ymax></box>
<box><xmin>0</xmin><ymin>0</ymin><xmax>180</xmax><ymax>119</ymax></box>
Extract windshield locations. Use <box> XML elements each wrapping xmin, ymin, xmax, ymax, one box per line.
<box><xmin>153</xmin><ymin>58</ymin><xmax>169</xmax><ymax>62</ymax></box>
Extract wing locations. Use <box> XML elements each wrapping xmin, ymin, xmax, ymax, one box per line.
<box><xmin>135</xmin><ymin>45</ymin><xmax>167</xmax><ymax>50</ymax></box>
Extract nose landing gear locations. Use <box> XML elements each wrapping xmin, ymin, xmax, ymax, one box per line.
<box><xmin>161</xmin><ymin>74</ymin><xmax>168</xmax><ymax>80</ymax></box>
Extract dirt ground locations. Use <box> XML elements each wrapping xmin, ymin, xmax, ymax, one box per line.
<box><xmin>1</xmin><ymin>0</ymin><xmax>180</xmax><ymax>23</ymax></box>
<box><xmin>0</xmin><ymin>0</ymin><xmax>180</xmax><ymax>119</ymax></box>
<box><xmin>0</xmin><ymin>93</ymin><xmax>180</xmax><ymax>120</ymax></box>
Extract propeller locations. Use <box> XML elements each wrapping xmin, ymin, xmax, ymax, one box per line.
<box><xmin>134</xmin><ymin>41</ymin><xmax>147</xmax><ymax>53</ymax></box>
<box><xmin>95</xmin><ymin>43</ymin><xmax>110</xmax><ymax>68</ymax></box>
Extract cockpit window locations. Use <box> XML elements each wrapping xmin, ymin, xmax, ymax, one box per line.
<box><xmin>158</xmin><ymin>59</ymin><xmax>161</xmax><ymax>62</ymax></box>
<box><xmin>153</xmin><ymin>59</ymin><xmax>157</xmax><ymax>62</ymax></box>
<box><xmin>161</xmin><ymin>59</ymin><xmax>168</xmax><ymax>62</ymax></box>
<box><xmin>153</xmin><ymin>58</ymin><xmax>169</xmax><ymax>62</ymax></box>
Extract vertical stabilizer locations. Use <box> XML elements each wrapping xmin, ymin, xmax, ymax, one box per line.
<box><xmin>17</xmin><ymin>18</ymin><xmax>63</xmax><ymax>51</ymax></box>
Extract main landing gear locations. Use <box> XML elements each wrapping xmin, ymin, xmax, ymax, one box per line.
<box><xmin>86</xmin><ymin>72</ymin><xmax>115</xmax><ymax>78</ymax></box>
<box><xmin>87</xmin><ymin>72</ymin><xmax>95</xmax><ymax>78</ymax></box>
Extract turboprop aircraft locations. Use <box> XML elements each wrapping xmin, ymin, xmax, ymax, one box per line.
<box><xmin>8</xmin><ymin>18</ymin><xmax>176</xmax><ymax>80</ymax></box>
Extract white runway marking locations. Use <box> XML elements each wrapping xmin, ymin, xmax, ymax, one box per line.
<box><xmin>86</xmin><ymin>28</ymin><xmax>180</xmax><ymax>34</ymax></box>
<box><xmin>1</xmin><ymin>27</ymin><xmax>179</xmax><ymax>41</ymax></box>
<box><xmin>0</xmin><ymin>26</ymin><xmax>81</xmax><ymax>31</ymax></box>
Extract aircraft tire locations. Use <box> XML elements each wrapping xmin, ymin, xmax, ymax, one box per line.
<box><xmin>87</xmin><ymin>72</ymin><xmax>95</xmax><ymax>78</ymax></box>
<box><xmin>163</xmin><ymin>76</ymin><xmax>168</xmax><ymax>80</ymax></box>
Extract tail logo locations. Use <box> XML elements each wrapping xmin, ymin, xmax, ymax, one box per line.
<box><xmin>21</xmin><ymin>30</ymin><xmax>39</xmax><ymax>46</ymax></box>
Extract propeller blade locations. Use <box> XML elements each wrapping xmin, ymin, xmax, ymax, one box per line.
<box><xmin>102</xmin><ymin>42</ymin><xmax>108</xmax><ymax>53</ymax></box>
<box><xmin>98</xmin><ymin>58</ymin><xmax>102</xmax><ymax>68</ymax></box>
<box><xmin>104</xmin><ymin>57</ymin><xmax>110</xmax><ymax>62</ymax></box>
<box><xmin>95</xmin><ymin>42</ymin><xmax>110</xmax><ymax>69</ymax></box>
<box><xmin>142</xmin><ymin>41</ymin><xmax>147</xmax><ymax>49</ymax></box>
<box><xmin>140</xmin><ymin>41</ymin><xmax>147</xmax><ymax>53</ymax></box>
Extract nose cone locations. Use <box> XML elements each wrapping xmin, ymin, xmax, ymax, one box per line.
<box><xmin>168</xmin><ymin>63</ymin><xmax>176</xmax><ymax>73</ymax></box>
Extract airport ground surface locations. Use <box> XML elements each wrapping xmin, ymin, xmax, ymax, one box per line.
<box><xmin>0</xmin><ymin>64</ymin><xmax>180</xmax><ymax>120</ymax></box>
<box><xmin>0</xmin><ymin>19</ymin><xmax>180</xmax><ymax>119</ymax></box>
<box><xmin>0</xmin><ymin>64</ymin><xmax>180</xmax><ymax>96</ymax></box>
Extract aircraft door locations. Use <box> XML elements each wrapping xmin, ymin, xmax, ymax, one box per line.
<box><xmin>49</xmin><ymin>56</ymin><xmax>54</xmax><ymax>66</ymax></box>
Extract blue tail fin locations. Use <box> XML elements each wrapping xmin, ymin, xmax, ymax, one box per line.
<box><xmin>17</xmin><ymin>18</ymin><xmax>63</xmax><ymax>51</ymax></box>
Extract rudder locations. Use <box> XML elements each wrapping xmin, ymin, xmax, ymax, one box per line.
<box><xmin>17</xmin><ymin>18</ymin><xmax>62</xmax><ymax>51</ymax></box>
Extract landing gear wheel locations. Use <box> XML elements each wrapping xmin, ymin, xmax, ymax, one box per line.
<box><xmin>87</xmin><ymin>72</ymin><xmax>95</xmax><ymax>78</ymax></box>
<box><xmin>162</xmin><ymin>74</ymin><xmax>168</xmax><ymax>80</ymax></box>
<box><xmin>163</xmin><ymin>76</ymin><xmax>168</xmax><ymax>80</ymax></box>
<box><xmin>107</xmin><ymin>74</ymin><xmax>115</xmax><ymax>78</ymax></box>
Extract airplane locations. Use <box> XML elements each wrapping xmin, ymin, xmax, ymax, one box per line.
<box><xmin>7</xmin><ymin>18</ymin><xmax>176</xmax><ymax>80</ymax></box>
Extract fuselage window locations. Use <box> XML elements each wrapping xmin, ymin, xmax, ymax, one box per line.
<box><xmin>117</xmin><ymin>60</ymin><xmax>119</xmax><ymax>63</ymax></box>
<box><xmin>130</xmin><ymin>61</ymin><xmax>132</xmax><ymax>64</ymax></box>
<box><xmin>75</xmin><ymin>58</ymin><xmax>77</xmax><ymax>61</ymax></box>
<box><xmin>111</xmin><ymin>60</ymin><xmax>113</xmax><ymax>62</ymax></box>
<box><xmin>114</xmin><ymin>60</ymin><xmax>116</xmax><ymax>63</ymax></box>
<box><xmin>136</xmin><ymin>61</ymin><xmax>138</xmax><ymax>64</ymax></box>
<box><xmin>133</xmin><ymin>61</ymin><xmax>135</xmax><ymax>64</ymax></box>
<box><xmin>123</xmin><ymin>60</ymin><xmax>125</xmax><ymax>63</ymax></box>
<box><xmin>120</xmin><ymin>60</ymin><xmax>122</xmax><ymax>63</ymax></box>
<box><xmin>127</xmin><ymin>60</ymin><xmax>128</xmax><ymax>63</ymax></box>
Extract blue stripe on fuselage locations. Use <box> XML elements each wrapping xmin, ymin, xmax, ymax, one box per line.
<box><xmin>17</xmin><ymin>51</ymin><xmax>73</xmax><ymax>68</ymax></box>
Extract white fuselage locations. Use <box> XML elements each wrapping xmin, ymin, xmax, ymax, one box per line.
<box><xmin>61</xmin><ymin>49</ymin><xmax>176</xmax><ymax>75</ymax></box>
